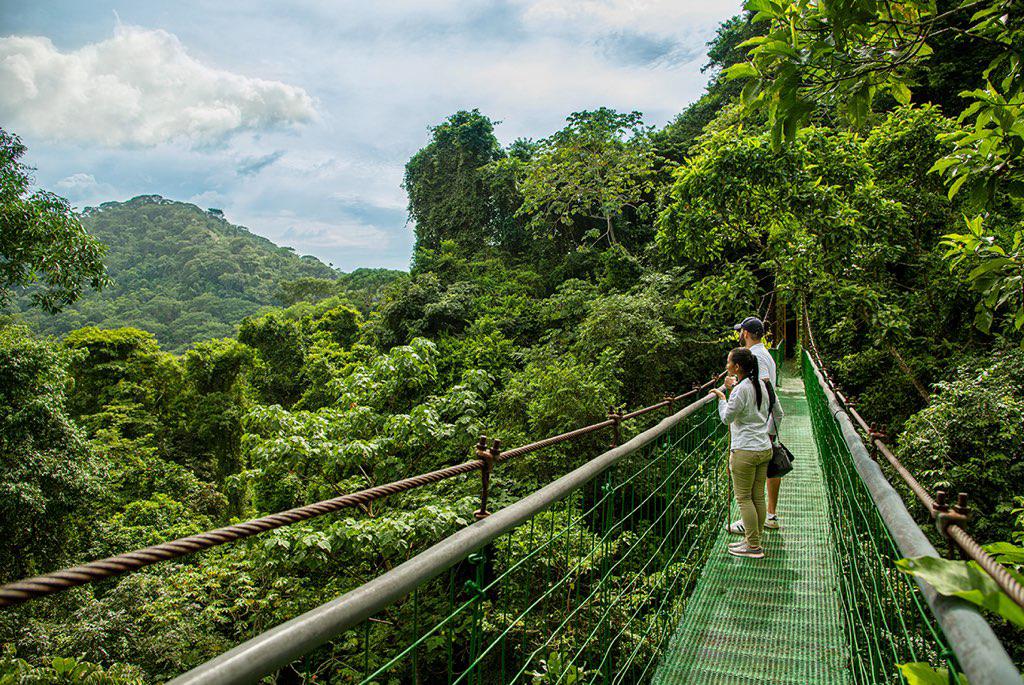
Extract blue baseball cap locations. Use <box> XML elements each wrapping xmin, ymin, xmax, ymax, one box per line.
<box><xmin>733</xmin><ymin>316</ymin><xmax>765</xmax><ymax>338</ymax></box>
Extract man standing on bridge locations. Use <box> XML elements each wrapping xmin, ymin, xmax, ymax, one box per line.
<box><xmin>726</xmin><ymin>316</ymin><xmax>783</xmax><ymax>534</ymax></box>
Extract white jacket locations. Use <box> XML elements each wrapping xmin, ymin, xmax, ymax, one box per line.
<box><xmin>718</xmin><ymin>376</ymin><xmax>784</xmax><ymax>451</ymax></box>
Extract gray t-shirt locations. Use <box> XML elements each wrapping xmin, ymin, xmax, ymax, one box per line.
<box><xmin>750</xmin><ymin>343</ymin><xmax>776</xmax><ymax>388</ymax></box>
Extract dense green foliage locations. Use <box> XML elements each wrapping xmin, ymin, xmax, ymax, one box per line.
<box><xmin>518</xmin><ymin>108</ymin><xmax>655</xmax><ymax>248</ymax></box>
<box><xmin>3</xmin><ymin>1</ymin><xmax>1024</xmax><ymax>680</ymax></box>
<box><xmin>403</xmin><ymin>110</ymin><xmax>505</xmax><ymax>255</ymax></box>
<box><xmin>0</xmin><ymin>326</ymin><xmax>96</xmax><ymax>581</ymax></box>
<box><xmin>897</xmin><ymin>347</ymin><xmax>1024</xmax><ymax>541</ymax></box>
<box><xmin>729</xmin><ymin>0</ymin><xmax>1024</xmax><ymax>336</ymax></box>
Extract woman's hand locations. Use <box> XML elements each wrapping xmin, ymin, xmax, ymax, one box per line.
<box><xmin>724</xmin><ymin>375</ymin><xmax>737</xmax><ymax>390</ymax></box>
<box><xmin>709</xmin><ymin>388</ymin><xmax>726</xmax><ymax>401</ymax></box>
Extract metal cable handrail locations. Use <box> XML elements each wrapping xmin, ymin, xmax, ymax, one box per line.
<box><xmin>801</xmin><ymin>302</ymin><xmax>1024</xmax><ymax>613</ymax></box>
<box><xmin>0</xmin><ymin>371</ymin><xmax>726</xmax><ymax>609</ymax></box>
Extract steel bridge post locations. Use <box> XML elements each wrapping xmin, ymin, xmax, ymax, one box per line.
<box><xmin>475</xmin><ymin>436</ymin><xmax>500</xmax><ymax>521</ymax></box>
<box><xmin>607</xmin><ymin>406</ymin><xmax>622</xmax><ymax>448</ymax></box>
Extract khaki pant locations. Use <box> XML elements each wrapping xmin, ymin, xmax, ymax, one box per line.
<box><xmin>730</xmin><ymin>448</ymin><xmax>773</xmax><ymax>548</ymax></box>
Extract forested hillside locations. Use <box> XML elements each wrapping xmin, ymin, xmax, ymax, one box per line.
<box><xmin>1</xmin><ymin>1</ymin><xmax>1023</xmax><ymax>681</ymax></box>
<box><xmin>7</xmin><ymin>196</ymin><xmax>398</xmax><ymax>352</ymax></box>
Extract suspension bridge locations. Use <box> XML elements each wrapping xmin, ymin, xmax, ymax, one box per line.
<box><xmin>652</xmin><ymin>364</ymin><xmax>848</xmax><ymax>684</ymax></box>
<box><xmin>1</xmin><ymin>318</ymin><xmax>1022</xmax><ymax>684</ymax></box>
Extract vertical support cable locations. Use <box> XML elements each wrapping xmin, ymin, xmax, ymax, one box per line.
<box><xmin>465</xmin><ymin>552</ymin><xmax>486</xmax><ymax>685</ymax></box>
<box><xmin>475</xmin><ymin>436</ymin><xmax>500</xmax><ymax>521</ymax></box>
<box><xmin>607</xmin><ymin>406</ymin><xmax>622</xmax><ymax>448</ymax></box>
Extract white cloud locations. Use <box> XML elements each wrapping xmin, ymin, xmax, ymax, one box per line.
<box><xmin>188</xmin><ymin>190</ymin><xmax>228</xmax><ymax>207</ymax></box>
<box><xmin>0</xmin><ymin>25</ymin><xmax>316</xmax><ymax>148</ymax></box>
<box><xmin>53</xmin><ymin>171</ymin><xmax>118</xmax><ymax>206</ymax></box>
<box><xmin>515</xmin><ymin>0</ymin><xmax>734</xmax><ymax>38</ymax></box>
<box><xmin>56</xmin><ymin>172</ymin><xmax>99</xmax><ymax>191</ymax></box>
<box><xmin>11</xmin><ymin>1</ymin><xmax>741</xmax><ymax>270</ymax></box>
<box><xmin>278</xmin><ymin>218</ymin><xmax>390</xmax><ymax>250</ymax></box>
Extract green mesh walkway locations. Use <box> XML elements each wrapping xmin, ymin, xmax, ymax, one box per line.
<box><xmin>652</xmin><ymin>363</ymin><xmax>852</xmax><ymax>685</ymax></box>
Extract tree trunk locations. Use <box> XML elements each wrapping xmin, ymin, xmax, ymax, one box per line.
<box><xmin>605</xmin><ymin>213</ymin><xmax>618</xmax><ymax>246</ymax></box>
<box><xmin>886</xmin><ymin>342</ymin><xmax>931</xmax><ymax>403</ymax></box>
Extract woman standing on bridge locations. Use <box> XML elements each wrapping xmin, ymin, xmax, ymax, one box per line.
<box><xmin>709</xmin><ymin>347</ymin><xmax>783</xmax><ymax>559</ymax></box>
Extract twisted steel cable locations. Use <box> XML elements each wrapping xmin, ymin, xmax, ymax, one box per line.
<box><xmin>499</xmin><ymin>419</ymin><xmax>616</xmax><ymax>461</ymax></box>
<box><xmin>0</xmin><ymin>460</ymin><xmax>484</xmax><ymax>608</ymax></box>
<box><xmin>948</xmin><ymin>525</ymin><xmax>1024</xmax><ymax>612</ymax></box>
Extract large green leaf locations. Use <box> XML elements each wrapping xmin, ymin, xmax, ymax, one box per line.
<box><xmin>723</xmin><ymin>62</ymin><xmax>758</xmax><ymax>81</ymax></box>
<box><xmin>984</xmin><ymin>543</ymin><xmax>1024</xmax><ymax>567</ymax></box>
<box><xmin>897</xmin><ymin>556</ymin><xmax>1024</xmax><ymax>628</ymax></box>
<box><xmin>897</xmin><ymin>662</ymin><xmax>967</xmax><ymax>685</ymax></box>
<box><xmin>974</xmin><ymin>309</ymin><xmax>994</xmax><ymax>334</ymax></box>
<box><xmin>890</xmin><ymin>82</ymin><xmax>912</xmax><ymax>106</ymax></box>
<box><xmin>743</xmin><ymin>0</ymin><xmax>778</xmax><ymax>14</ymax></box>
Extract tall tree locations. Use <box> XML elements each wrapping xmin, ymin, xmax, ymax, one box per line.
<box><xmin>0</xmin><ymin>128</ymin><xmax>108</xmax><ymax>313</ymax></box>
<box><xmin>518</xmin><ymin>109</ymin><xmax>655</xmax><ymax>249</ymax></box>
<box><xmin>403</xmin><ymin>110</ymin><xmax>504</xmax><ymax>255</ymax></box>
<box><xmin>0</xmin><ymin>325</ymin><xmax>97</xmax><ymax>580</ymax></box>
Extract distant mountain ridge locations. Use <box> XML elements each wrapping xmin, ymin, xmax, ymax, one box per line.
<box><xmin>12</xmin><ymin>195</ymin><xmax>343</xmax><ymax>352</ymax></box>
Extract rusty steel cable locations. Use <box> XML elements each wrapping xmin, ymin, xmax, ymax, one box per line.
<box><xmin>0</xmin><ymin>369</ymin><xmax>725</xmax><ymax>610</ymax></box>
<box><xmin>621</xmin><ymin>373</ymin><xmax>727</xmax><ymax>421</ymax></box>
<box><xmin>948</xmin><ymin>524</ymin><xmax>1024</xmax><ymax>612</ymax></box>
<box><xmin>621</xmin><ymin>373</ymin><xmax>727</xmax><ymax>422</ymax></box>
<box><xmin>0</xmin><ymin>460</ymin><xmax>485</xmax><ymax>609</ymax></box>
<box><xmin>621</xmin><ymin>400</ymin><xmax>670</xmax><ymax>421</ymax></box>
<box><xmin>801</xmin><ymin>301</ymin><xmax>1024</xmax><ymax>613</ymax></box>
<box><xmin>500</xmin><ymin>372</ymin><xmax>725</xmax><ymax>460</ymax></box>
<box><xmin>871</xmin><ymin>437</ymin><xmax>935</xmax><ymax>511</ymax></box>
<box><xmin>498</xmin><ymin>419</ymin><xmax>616</xmax><ymax>462</ymax></box>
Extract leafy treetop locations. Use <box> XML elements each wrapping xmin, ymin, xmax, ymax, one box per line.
<box><xmin>0</xmin><ymin>128</ymin><xmax>109</xmax><ymax>313</ymax></box>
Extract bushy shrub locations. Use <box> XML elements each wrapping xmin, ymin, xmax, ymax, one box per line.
<box><xmin>896</xmin><ymin>345</ymin><xmax>1024</xmax><ymax>542</ymax></box>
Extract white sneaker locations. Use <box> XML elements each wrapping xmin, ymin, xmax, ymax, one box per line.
<box><xmin>725</xmin><ymin>519</ymin><xmax>745</xmax><ymax>535</ymax></box>
<box><xmin>764</xmin><ymin>514</ymin><xmax>780</xmax><ymax>530</ymax></box>
<box><xmin>728</xmin><ymin>543</ymin><xmax>765</xmax><ymax>559</ymax></box>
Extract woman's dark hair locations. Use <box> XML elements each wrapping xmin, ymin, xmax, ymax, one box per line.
<box><xmin>729</xmin><ymin>347</ymin><xmax>762</xmax><ymax>409</ymax></box>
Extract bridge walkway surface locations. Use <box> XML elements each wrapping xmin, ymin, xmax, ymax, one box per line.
<box><xmin>653</xmin><ymin>363</ymin><xmax>852</xmax><ymax>685</ymax></box>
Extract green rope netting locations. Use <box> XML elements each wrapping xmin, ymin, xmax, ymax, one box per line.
<box><xmin>802</xmin><ymin>352</ymin><xmax>961</xmax><ymax>685</ymax></box>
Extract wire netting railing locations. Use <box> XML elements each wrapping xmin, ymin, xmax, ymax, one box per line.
<box><xmin>327</xmin><ymin>401</ymin><xmax>725</xmax><ymax>685</ymax></box>
<box><xmin>802</xmin><ymin>351</ymin><xmax>961</xmax><ymax>685</ymax></box>
<box><xmin>178</xmin><ymin>398</ymin><xmax>729</xmax><ymax>685</ymax></box>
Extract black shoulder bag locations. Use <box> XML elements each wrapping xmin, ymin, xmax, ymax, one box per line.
<box><xmin>764</xmin><ymin>380</ymin><xmax>795</xmax><ymax>478</ymax></box>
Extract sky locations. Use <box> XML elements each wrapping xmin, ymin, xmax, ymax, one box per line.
<box><xmin>1</xmin><ymin>1</ymin><xmax>743</xmax><ymax>272</ymax></box>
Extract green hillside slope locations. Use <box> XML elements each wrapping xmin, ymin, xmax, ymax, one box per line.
<box><xmin>12</xmin><ymin>195</ymin><xmax>346</xmax><ymax>351</ymax></box>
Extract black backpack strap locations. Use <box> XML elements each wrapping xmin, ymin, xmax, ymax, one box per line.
<box><xmin>765</xmin><ymin>379</ymin><xmax>777</xmax><ymax>418</ymax></box>
<box><xmin>764</xmin><ymin>379</ymin><xmax>779</xmax><ymax>437</ymax></box>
